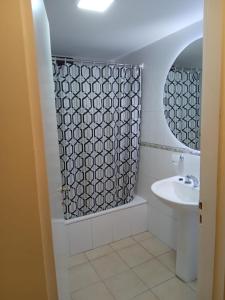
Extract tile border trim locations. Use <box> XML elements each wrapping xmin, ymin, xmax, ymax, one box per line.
<box><xmin>140</xmin><ymin>142</ymin><xmax>200</xmax><ymax>156</ymax></box>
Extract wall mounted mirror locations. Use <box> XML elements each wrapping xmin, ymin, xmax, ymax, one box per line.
<box><xmin>163</xmin><ymin>38</ymin><xmax>203</xmax><ymax>151</ymax></box>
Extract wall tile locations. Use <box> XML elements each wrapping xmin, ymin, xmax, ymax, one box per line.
<box><xmin>112</xmin><ymin>209</ymin><xmax>132</xmax><ymax>241</ymax></box>
<box><xmin>68</xmin><ymin>221</ymin><xmax>92</xmax><ymax>255</ymax></box>
<box><xmin>141</xmin><ymin>110</ymin><xmax>165</xmax><ymax>145</ymax></box>
<box><xmin>92</xmin><ymin>215</ymin><xmax>113</xmax><ymax>248</ymax></box>
<box><xmin>130</xmin><ymin>205</ymin><xmax>148</xmax><ymax>235</ymax></box>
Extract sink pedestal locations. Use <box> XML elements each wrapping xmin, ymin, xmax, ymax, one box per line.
<box><xmin>176</xmin><ymin>210</ymin><xmax>198</xmax><ymax>282</ymax></box>
<box><xmin>151</xmin><ymin>176</ymin><xmax>200</xmax><ymax>283</ymax></box>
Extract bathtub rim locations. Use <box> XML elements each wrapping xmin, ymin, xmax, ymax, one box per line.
<box><xmin>64</xmin><ymin>195</ymin><xmax>147</xmax><ymax>225</ymax></box>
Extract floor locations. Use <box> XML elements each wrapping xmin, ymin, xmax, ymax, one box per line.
<box><xmin>68</xmin><ymin>231</ymin><xmax>197</xmax><ymax>300</ymax></box>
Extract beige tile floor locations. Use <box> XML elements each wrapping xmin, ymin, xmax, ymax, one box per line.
<box><xmin>69</xmin><ymin>231</ymin><xmax>197</xmax><ymax>300</ymax></box>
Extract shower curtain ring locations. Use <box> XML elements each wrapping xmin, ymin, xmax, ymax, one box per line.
<box><xmin>58</xmin><ymin>186</ymin><xmax>70</xmax><ymax>192</ymax></box>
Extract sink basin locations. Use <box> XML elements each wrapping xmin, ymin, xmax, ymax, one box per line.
<box><xmin>151</xmin><ymin>176</ymin><xmax>199</xmax><ymax>210</ymax></box>
<box><xmin>151</xmin><ymin>176</ymin><xmax>200</xmax><ymax>282</ymax></box>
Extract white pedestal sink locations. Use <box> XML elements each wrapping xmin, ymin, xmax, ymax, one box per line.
<box><xmin>151</xmin><ymin>176</ymin><xmax>199</xmax><ymax>282</ymax></box>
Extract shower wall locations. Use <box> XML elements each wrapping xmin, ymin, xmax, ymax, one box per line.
<box><xmin>118</xmin><ymin>21</ymin><xmax>202</xmax><ymax>249</ymax></box>
<box><xmin>53</xmin><ymin>59</ymin><xmax>142</xmax><ymax>219</ymax></box>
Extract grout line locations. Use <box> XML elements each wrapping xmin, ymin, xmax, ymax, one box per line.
<box><xmin>89</xmin><ymin>253</ymin><xmax>129</xmax><ymax>282</ymax></box>
<box><xmin>85</xmin><ymin>245</ymin><xmax>114</xmax><ymax>262</ymax></box>
<box><xmin>154</xmin><ymin>256</ymin><xmax>176</xmax><ymax>274</ymax></box>
<box><xmin>68</xmin><ymin>234</ymin><xmax>197</xmax><ymax>299</ymax></box>
<box><xmin>129</xmin><ymin>289</ymin><xmax>161</xmax><ymax>300</ymax></box>
<box><xmin>70</xmin><ymin>277</ymin><xmax>102</xmax><ymax>295</ymax></box>
<box><xmin>101</xmin><ymin>279</ymin><xmax>117</xmax><ymax>300</ymax></box>
<box><xmin>149</xmin><ymin>275</ymin><xmax>176</xmax><ymax>290</ymax></box>
<box><xmin>156</xmin><ymin>251</ymin><xmax>177</xmax><ymax>273</ymax></box>
<box><xmin>135</xmin><ymin>241</ymin><xmax>171</xmax><ymax>258</ymax></box>
<box><xmin>187</xmin><ymin>280</ymin><xmax>198</xmax><ymax>292</ymax></box>
<box><xmin>150</xmin><ymin>276</ymin><xmax>197</xmax><ymax>297</ymax></box>
<box><xmin>110</xmin><ymin>237</ymin><xmax>137</xmax><ymax>251</ymax></box>
<box><xmin>115</xmin><ymin>244</ymin><xmax>154</xmax><ymax>269</ymax></box>
<box><xmin>68</xmin><ymin>260</ymin><xmax>89</xmax><ymax>270</ymax></box>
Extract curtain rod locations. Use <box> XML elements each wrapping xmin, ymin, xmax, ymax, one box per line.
<box><xmin>52</xmin><ymin>55</ymin><xmax>144</xmax><ymax>69</ymax></box>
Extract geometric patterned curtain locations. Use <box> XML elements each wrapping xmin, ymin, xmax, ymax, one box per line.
<box><xmin>52</xmin><ymin>58</ymin><xmax>142</xmax><ymax>219</ymax></box>
<box><xmin>163</xmin><ymin>66</ymin><xmax>201</xmax><ymax>150</ymax></box>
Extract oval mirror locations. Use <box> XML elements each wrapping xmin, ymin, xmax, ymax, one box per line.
<box><xmin>163</xmin><ymin>38</ymin><xmax>203</xmax><ymax>151</ymax></box>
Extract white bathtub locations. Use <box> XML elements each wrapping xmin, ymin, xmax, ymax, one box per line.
<box><xmin>65</xmin><ymin>195</ymin><xmax>148</xmax><ymax>255</ymax></box>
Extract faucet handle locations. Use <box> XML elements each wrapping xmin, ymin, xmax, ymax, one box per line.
<box><xmin>184</xmin><ymin>175</ymin><xmax>199</xmax><ymax>188</ymax></box>
<box><xmin>184</xmin><ymin>175</ymin><xmax>192</xmax><ymax>184</ymax></box>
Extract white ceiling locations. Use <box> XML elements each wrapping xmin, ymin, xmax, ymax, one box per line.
<box><xmin>44</xmin><ymin>0</ymin><xmax>203</xmax><ymax>60</ymax></box>
<box><xmin>174</xmin><ymin>38</ymin><xmax>203</xmax><ymax>69</ymax></box>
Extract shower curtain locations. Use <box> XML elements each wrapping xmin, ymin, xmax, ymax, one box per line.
<box><xmin>52</xmin><ymin>59</ymin><xmax>142</xmax><ymax>219</ymax></box>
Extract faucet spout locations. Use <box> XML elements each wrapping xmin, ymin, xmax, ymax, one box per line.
<box><xmin>184</xmin><ymin>175</ymin><xmax>199</xmax><ymax>188</ymax></box>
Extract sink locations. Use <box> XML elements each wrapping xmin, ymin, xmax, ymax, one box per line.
<box><xmin>151</xmin><ymin>176</ymin><xmax>200</xmax><ymax>282</ymax></box>
<box><xmin>151</xmin><ymin>176</ymin><xmax>199</xmax><ymax>210</ymax></box>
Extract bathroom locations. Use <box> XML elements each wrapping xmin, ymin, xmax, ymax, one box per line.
<box><xmin>39</xmin><ymin>0</ymin><xmax>203</xmax><ymax>299</ymax></box>
<box><xmin>2</xmin><ymin>0</ymin><xmax>224</xmax><ymax>300</ymax></box>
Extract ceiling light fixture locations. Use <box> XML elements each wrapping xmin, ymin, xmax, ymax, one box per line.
<box><xmin>77</xmin><ymin>0</ymin><xmax>114</xmax><ymax>12</ymax></box>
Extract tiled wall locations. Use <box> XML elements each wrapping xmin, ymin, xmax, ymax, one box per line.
<box><xmin>66</xmin><ymin>196</ymin><xmax>148</xmax><ymax>255</ymax></box>
<box><xmin>118</xmin><ymin>21</ymin><xmax>202</xmax><ymax>249</ymax></box>
<box><xmin>137</xmin><ymin>146</ymin><xmax>200</xmax><ymax>249</ymax></box>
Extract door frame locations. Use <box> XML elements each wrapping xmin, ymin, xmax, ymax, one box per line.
<box><xmin>198</xmin><ymin>0</ymin><xmax>225</xmax><ymax>299</ymax></box>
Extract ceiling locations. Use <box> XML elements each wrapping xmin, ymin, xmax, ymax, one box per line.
<box><xmin>44</xmin><ymin>0</ymin><xmax>203</xmax><ymax>60</ymax></box>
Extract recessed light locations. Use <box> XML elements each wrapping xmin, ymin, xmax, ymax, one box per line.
<box><xmin>77</xmin><ymin>0</ymin><xmax>114</xmax><ymax>12</ymax></box>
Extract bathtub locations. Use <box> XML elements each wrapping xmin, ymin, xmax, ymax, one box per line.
<box><xmin>65</xmin><ymin>195</ymin><xmax>148</xmax><ymax>255</ymax></box>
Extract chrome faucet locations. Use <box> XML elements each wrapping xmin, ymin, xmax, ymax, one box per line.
<box><xmin>184</xmin><ymin>175</ymin><xmax>199</xmax><ymax>188</ymax></box>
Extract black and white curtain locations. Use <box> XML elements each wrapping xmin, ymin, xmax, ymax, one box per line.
<box><xmin>164</xmin><ymin>66</ymin><xmax>201</xmax><ymax>150</ymax></box>
<box><xmin>52</xmin><ymin>58</ymin><xmax>142</xmax><ymax>219</ymax></box>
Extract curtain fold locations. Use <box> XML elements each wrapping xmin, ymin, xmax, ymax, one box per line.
<box><xmin>53</xmin><ymin>60</ymin><xmax>142</xmax><ymax>219</ymax></box>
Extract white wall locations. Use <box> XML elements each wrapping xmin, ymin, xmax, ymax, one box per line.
<box><xmin>31</xmin><ymin>1</ymin><xmax>70</xmax><ymax>300</ymax></box>
<box><xmin>31</xmin><ymin>0</ymin><xmax>62</xmax><ymax>219</ymax></box>
<box><xmin>118</xmin><ymin>21</ymin><xmax>202</xmax><ymax>249</ymax></box>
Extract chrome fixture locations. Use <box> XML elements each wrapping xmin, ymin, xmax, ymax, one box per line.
<box><xmin>179</xmin><ymin>153</ymin><xmax>184</xmax><ymax>161</ymax></box>
<box><xmin>184</xmin><ymin>175</ymin><xmax>199</xmax><ymax>188</ymax></box>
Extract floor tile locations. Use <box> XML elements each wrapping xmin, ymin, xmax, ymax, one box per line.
<box><xmin>133</xmin><ymin>232</ymin><xmax>154</xmax><ymax>242</ymax></box>
<box><xmin>69</xmin><ymin>262</ymin><xmax>100</xmax><ymax>292</ymax></box>
<box><xmin>140</xmin><ymin>238</ymin><xmax>170</xmax><ymax>256</ymax></box>
<box><xmin>132</xmin><ymin>290</ymin><xmax>158</xmax><ymax>300</ymax></box>
<box><xmin>111</xmin><ymin>237</ymin><xmax>136</xmax><ymax>251</ymax></box>
<box><xmin>117</xmin><ymin>243</ymin><xmax>152</xmax><ymax>267</ymax></box>
<box><xmin>158</xmin><ymin>251</ymin><xmax>176</xmax><ymax>273</ymax></box>
<box><xmin>188</xmin><ymin>280</ymin><xmax>197</xmax><ymax>292</ymax></box>
<box><xmin>152</xmin><ymin>277</ymin><xmax>196</xmax><ymax>300</ymax></box>
<box><xmin>104</xmin><ymin>269</ymin><xmax>148</xmax><ymax>300</ymax></box>
<box><xmin>133</xmin><ymin>258</ymin><xmax>174</xmax><ymax>288</ymax></box>
<box><xmin>86</xmin><ymin>245</ymin><xmax>113</xmax><ymax>260</ymax></box>
<box><xmin>71</xmin><ymin>282</ymin><xmax>114</xmax><ymax>300</ymax></box>
<box><xmin>91</xmin><ymin>252</ymin><xmax>129</xmax><ymax>280</ymax></box>
<box><xmin>68</xmin><ymin>253</ymin><xmax>88</xmax><ymax>268</ymax></box>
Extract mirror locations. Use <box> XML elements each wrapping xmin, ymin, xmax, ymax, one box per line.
<box><xmin>163</xmin><ymin>38</ymin><xmax>203</xmax><ymax>151</ymax></box>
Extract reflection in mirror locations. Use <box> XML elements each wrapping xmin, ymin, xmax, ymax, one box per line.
<box><xmin>163</xmin><ymin>38</ymin><xmax>202</xmax><ymax>150</ymax></box>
